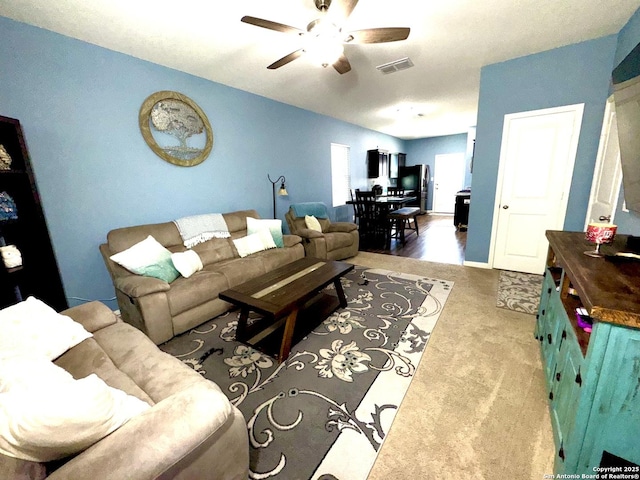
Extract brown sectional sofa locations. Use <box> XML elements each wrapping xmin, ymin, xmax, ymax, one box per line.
<box><xmin>100</xmin><ymin>210</ymin><xmax>305</xmax><ymax>344</ymax></box>
<box><xmin>0</xmin><ymin>301</ymin><xmax>249</xmax><ymax>480</ymax></box>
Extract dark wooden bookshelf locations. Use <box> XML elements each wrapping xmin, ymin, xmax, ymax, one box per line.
<box><xmin>0</xmin><ymin>115</ymin><xmax>67</xmax><ymax>311</ymax></box>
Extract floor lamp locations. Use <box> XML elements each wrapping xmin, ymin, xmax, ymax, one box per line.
<box><xmin>268</xmin><ymin>174</ymin><xmax>288</xmax><ymax>219</ymax></box>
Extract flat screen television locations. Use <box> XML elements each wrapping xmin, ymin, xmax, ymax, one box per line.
<box><xmin>612</xmin><ymin>42</ymin><xmax>640</xmax><ymax>214</ymax></box>
<box><xmin>400</xmin><ymin>174</ymin><xmax>418</xmax><ymax>191</ymax></box>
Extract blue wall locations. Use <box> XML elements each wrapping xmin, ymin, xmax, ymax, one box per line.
<box><xmin>612</xmin><ymin>7</ymin><xmax>640</xmax><ymax>235</ymax></box>
<box><xmin>465</xmin><ymin>35</ymin><xmax>620</xmax><ymax>264</ymax></box>
<box><xmin>0</xmin><ymin>17</ymin><xmax>403</xmax><ymax>309</ymax></box>
<box><xmin>405</xmin><ymin>133</ymin><xmax>469</xmax><ymax>210</ymax></box>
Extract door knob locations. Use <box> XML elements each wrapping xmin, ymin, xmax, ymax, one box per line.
<box><xmin>502</xmin><ymin>205</ymin><xmax>509</xmax><ymax>209</ymax></box>
<box><xmin>599</xmin><ymin>215</ymin><xmax>611</xmax><ymax>222</ymax></box>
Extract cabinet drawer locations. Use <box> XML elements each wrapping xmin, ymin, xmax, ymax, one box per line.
<box><xmin>535</xmin><ymin>271</ymin><xmax>556</xmax><ymax>340</ymax></box>
<box><xmin>577</xmin><ymin>325</ymin><xmax>640</xmax><ymax>471</ymax></box>
<box><xmin>542</xmin><ymin>292</ymin><xmax>566</xmax><ymax>386</ymax></box>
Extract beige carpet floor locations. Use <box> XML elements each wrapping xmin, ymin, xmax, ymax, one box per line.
<box><xmin>346</xmin><ymin>252</ymin><xmax>555</xmax><ymax>480</ymax></box>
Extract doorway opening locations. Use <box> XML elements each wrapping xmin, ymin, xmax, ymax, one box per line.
<box><xmin>433</xmin><ymin>153</ymin><xmax>466</xmax><ymax>213</ymax></box>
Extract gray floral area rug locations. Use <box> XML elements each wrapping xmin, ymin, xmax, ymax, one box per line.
<box><xmin>496</xmin><ymin>270</ymin><xmax>543</xmax><ymax>315</ymax></box>
<box><xmin>160</xmin><ymin>266</ymin><xmax>453</xmax><ymax>480</ymax></box>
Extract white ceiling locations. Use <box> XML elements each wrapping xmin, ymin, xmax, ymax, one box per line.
<box><xmin>1</xmin><ymin>0</ymin><xmax>638</xmax><ymax>139</ymax></box>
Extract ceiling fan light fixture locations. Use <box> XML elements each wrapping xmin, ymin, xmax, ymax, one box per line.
<box><xmin>304</xmin><ymin>34</ymin><xmax>344</xmax><ymax>68</ymax></box>
<box><xmin>314</xmin><ymin>0</ymin><xmax>332</xmax><ymax>12</ymax></box>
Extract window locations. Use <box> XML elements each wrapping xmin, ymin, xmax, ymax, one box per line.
<box><xmin>331</xmin><ymin>143</ymin><xmax>351</xmax><ymax>207</ymax></box>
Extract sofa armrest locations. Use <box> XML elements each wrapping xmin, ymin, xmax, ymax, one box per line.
<box><xmin>282</xmin><ymin>234</ymin><xmax>302</xmax><ymax>247</ymax></box>
<box><xmin>295</xmin><ymin>228</ymin><xmax>324</xmax><ymax>239</ymax></box>
<box><xmin>47</xmin><ymin>382</ymin><xmax>248</xmax><ymax>480</ymax></box>
<box><xmin>328</xmin><ymin>222</ymin><xmax>358</xmax><ymax>233</ymax></box>
<box><xmin>62</xmin><ymin>301</ymin><xmax>118</xmax><ymax>333</ymax></box>
<box><xmin>114</xmin><ymin>275</ymin><xmax>170</xmax><ymax>299</ymax></box>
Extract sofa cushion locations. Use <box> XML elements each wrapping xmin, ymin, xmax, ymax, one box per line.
<box><xmin>90</xmin><ymin>321</ymin><xmax>214</xmax><ymax>402</ymax></box>
<box><xmin>191</xmin><ymin>238</ymin><xmax>236</xmax><ymax>266</ymax></box>
<box><xmin>222</xmin><ymin>210</ymin><xmax>259</xmax><ymax>233</ymax></box>
<box><xmin>107</xmin><ymin>222</ymin><xmax>183</xmax><ymax>253</ymax></box>
<box><xmin>54</xmin><ymin>338</ymin><xmax>154</xmax><ymax>405</ymax></box>
<box><xmin>167</xmin><ymin>270</ymin><xmax>230</xmax><ymax>317</ymax></box>
<box><xmin>253</xmin><ymin>243</ymin><xmax>305</xmax><ymax>272</ymax></box>
<box><xmin>0</xmin><ymin>297</ymin><xmax>92</xmax><ymax>361</ymax></box>
<box><xmin>0</xmin><ymin>453</ymin><xmax>46</xmax><ymax>480</ymax></box>
<box><xmin>325</xmin><ymin>231</ymin><xmax>355</xmax><ymax>251</ymax></box>
<box><xmin>213</xmin><ymin>257</ymin><xmax>266</xmax><ymax>288</ymax></box>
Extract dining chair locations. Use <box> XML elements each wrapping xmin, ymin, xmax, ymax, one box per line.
<box><xmin>355</xmin><ymin>190</ymin><xmax>389</xmax><ymax>248</ymax></box>
<box><xmin>387</xmin><ymin>186</ymin><xmax>406</xmax><ymax>196</ymax></box>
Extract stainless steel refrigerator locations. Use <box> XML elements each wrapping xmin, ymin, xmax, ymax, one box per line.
<box><xmin>398</xmin><ymin>164</ymin><xmax>430</xmax><ymax>213</ymax></box>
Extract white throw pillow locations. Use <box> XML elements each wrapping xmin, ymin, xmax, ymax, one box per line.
<box><xmin>110</xmin><ymin>235</ymin><xmax>180</xmax><ymax>283</ymax></box>
<box><xmin>233</xmin><ymin>230</ymin><xmax>276</xmax><ymax>258</ymax></box>
<box><xmin>305</xmin><ymin>215</ymin><xmax>322</xmax><ymax>232</ymax></box>
<box><xmin>0</xmin><ymin>355</ymin><xmax>74</xmax><ymax>393</ymax></box>
<box><xmin>0</xmin><ymin>370</ymin><xmax>150</xmax><ymax>462</ymax></box>
<box><xmin>171</xmin><ymin>250</ymin><xmax>204</xmax><ymax>278</ymax></box>
<box><xmin>0</xmin><ymin>297</ymin><xmax>92</xmax><ymax>361</ymax></box>
<box><xmin>246</xmin><ymin>217</ymin><xmax>284</xmax><ymax>248</ymax></box>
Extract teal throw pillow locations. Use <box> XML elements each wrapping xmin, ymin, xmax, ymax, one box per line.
<box><xmin>110</xmin><ymin>235</ymin><xmax>180</xmax><ymax>283</ymax></box>
<box><xmin>246</xmin><ymin>217</ymin><xmax>284</xmax><ymax>248</ymax></box>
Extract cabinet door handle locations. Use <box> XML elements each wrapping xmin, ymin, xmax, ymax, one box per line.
<box><xmin>547</xmin><ymin>287</ymin><xmax>552</xmax><ymax>294</ymax></box>
<box><xmin>559</xmin><ymin>442</ymin><xmax>565</xmax><ymax>461</ymax></box>
<box><xmin>547</xmin><ymin>333</ymin><xmax>552</xmax><ymax>344</ymax></box>
<box><xmin>556</xmin><ymin>372</ymin><xmax>562</xmax><ymax>381</ymax></box>
<box><xmin>575</xmin><ymin>368</ymin><xmax>582</xmax><ymax>387</ymax></box>
<box><xmin>542</xmin><ymin>309</ymin><xmax>546</xmax><ymax>316</ymax></box>
<box><xmin>549</xmin><ymin>391</ymin><xmax>554</xmax><ymax>400</ymax></box>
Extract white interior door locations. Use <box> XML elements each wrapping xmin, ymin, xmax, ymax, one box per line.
<box><xmin>433</xmin><ymin>153</ymin><xmax>465</xmax><ymax>213</ymax></box>
<box><xmin>584</xmin><ymin>96</ymin><xmax>622</xmax><ymax>227</ymax></box>
<box><xmin>491</xmin><ymin>104</ymin><xmax>584</xmax><ymax>274</ymax></box>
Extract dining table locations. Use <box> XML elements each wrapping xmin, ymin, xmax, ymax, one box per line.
<box><xmin>347</xmin><ymin>194</ymin><xmax>418</xmax><ymax>248</ymax></box>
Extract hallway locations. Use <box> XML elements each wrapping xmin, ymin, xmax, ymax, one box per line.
<box><xmin>362</xmin><ymin>214</ymin><xmax>467</xmax><ymax>265</ymax></box>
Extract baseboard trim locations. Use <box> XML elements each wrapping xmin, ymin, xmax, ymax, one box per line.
<box><xmin>463</xmin><ymin>260</ymin><xmax>491</xmax><ymax>269</ymax></box>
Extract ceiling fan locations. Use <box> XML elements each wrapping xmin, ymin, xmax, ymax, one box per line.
<box><xmin>241</xmin><ymin>0</ymin><xmax>410</xmax><ymax>74</ymax></box>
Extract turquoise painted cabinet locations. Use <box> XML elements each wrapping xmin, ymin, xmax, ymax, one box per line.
<box><xmin>536</xmin><ymin>231</ymin><xmax>640</xmax><ymax>474</ymax></box>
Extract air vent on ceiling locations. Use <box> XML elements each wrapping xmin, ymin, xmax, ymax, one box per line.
<box><xmin>376</xmin><ymin>57</ymin><xmax>414</xmax><ymax>74</ymax></box>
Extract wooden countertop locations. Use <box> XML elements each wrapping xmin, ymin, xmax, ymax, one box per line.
<box><xmin>546</xmin><ymin>230</ymin><xmax>640</xmax><ymax>329</ymax></box>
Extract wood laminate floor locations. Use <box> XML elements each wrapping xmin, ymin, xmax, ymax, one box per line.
<box><xmin>361</xmin><ymin>213</ymin><xmax>467</xmax><ymax>265</ymax></box>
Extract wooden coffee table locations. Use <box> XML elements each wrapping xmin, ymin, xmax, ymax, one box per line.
<box><xmin>218</xmin><ymin>257</ymin><xmax>354</xmax><ymax>362</ymax></box>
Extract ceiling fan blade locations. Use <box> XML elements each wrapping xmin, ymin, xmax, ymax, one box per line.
<box><xmin>333</xmin><ymin>54</ymin><xmax>352</xmax><ymax>74</ymax></box>
<box><xmin>267</xmin><ymin>49</ymin><xmax>305</xmax><ymax>70</ymax></box>
<box><xmin>241</xmin><ymin>16</ymin><xmax>304</xmax><ymax>35</ymax></box>
<box><xmin>345</xmin><ymin>27</ymin><xmax>410</xmax><ymax>44</ymax></box>
<box><xmin>327</xmin><ymin>0</ymin><xmax>359</xmax><ymax>21</ymax></box>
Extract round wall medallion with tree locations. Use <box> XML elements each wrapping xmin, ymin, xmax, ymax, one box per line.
<box><xmin>139</xmin><ymin>91</ymin><xmax>213</xmax><ymax>167</ymax></box>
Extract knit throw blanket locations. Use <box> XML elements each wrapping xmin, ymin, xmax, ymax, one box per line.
<box><xmin>290</xmin><ymin>202</ymin><xmax>328</xmax><ymax>219</ymax></box>
<box><xmin>173</xmin><ymin>214</ymin><xmax>230</xmax><ymax>248</ymax></box>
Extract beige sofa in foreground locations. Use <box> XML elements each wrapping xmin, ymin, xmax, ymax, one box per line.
<box><xmin>0</xmin><ymin>301</ymin><xmax>249</xmax><ymax>480</ymax></box>
<box><xmin>100</xmin><ymin>210</ymin><xmax>304</xmax><ymax>345</ymax></box>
